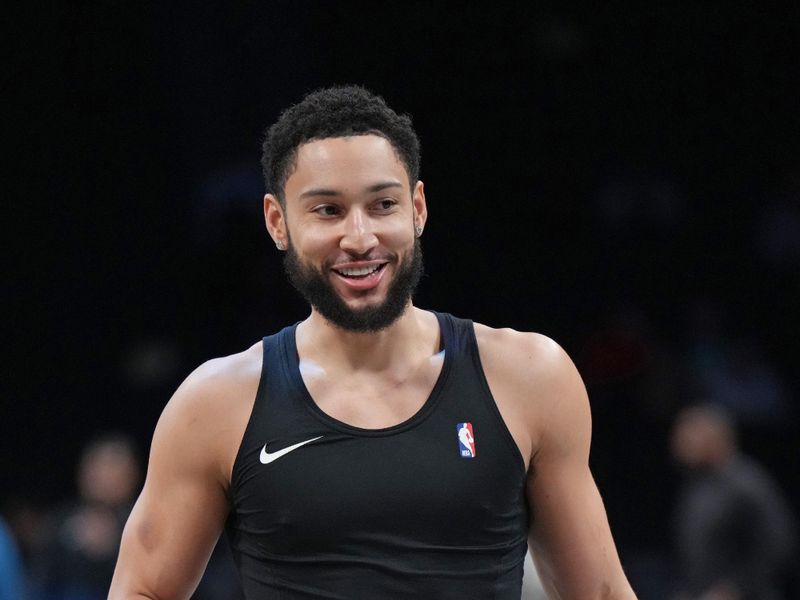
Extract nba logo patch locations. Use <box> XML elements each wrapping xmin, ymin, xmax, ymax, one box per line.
<box><xmin>456</xmin><ymin>422</ymin><xmax>476</xmax><ymax>458</ymax></box>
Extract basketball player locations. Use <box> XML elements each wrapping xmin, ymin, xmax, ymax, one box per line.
<box><xmin>109</xmin><ymin>86</ymin><xmax>636</xmax><ymax>599</ymax></box>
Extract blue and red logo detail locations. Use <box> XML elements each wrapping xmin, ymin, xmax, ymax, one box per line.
<box><xmin>456</xmin><ymin>422</ymin><xmax>476</xmax><ymax>458</ymax></box>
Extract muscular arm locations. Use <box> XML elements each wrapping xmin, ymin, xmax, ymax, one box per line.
<box><xmin>478</xmin><ymin>328</ymin><xmax>636</xmax><ymax>599</ymax></box>
<box><xmin>109</xmin><ymin>353</ymin><xmax>258</xmax><ymax>600</ymax></box>
<box><xmin>526</xmin><ymin>338</ymin><xmax>635</xmax><ymax>599</ymax></box>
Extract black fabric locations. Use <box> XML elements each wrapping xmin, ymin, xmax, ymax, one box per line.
<box><xmin>674</xmin><ymin>455</ymin><xmax>798</xmax><ymax>599</ymax></box>
<box><xmin>226</xmin><ymin>312</ymin><xmax>529</xmax><ymax>599</ymax></box>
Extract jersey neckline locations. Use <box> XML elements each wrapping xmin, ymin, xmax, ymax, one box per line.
<box><xmin>280</xmin><ymin>311</ymin><xmax>453</xmax><ymax>437</ymax></box>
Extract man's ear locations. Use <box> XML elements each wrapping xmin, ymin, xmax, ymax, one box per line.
<box><xmin>412</xmin><ymin>180</ymin><xmax>428</xmax><ymax>234</ymax></box>
<box><xmin>264</xmin><ymin>194</ymin><xmax>287</xmax><ymax>249</ymax></box>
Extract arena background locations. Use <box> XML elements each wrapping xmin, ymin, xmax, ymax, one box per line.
<box><xmin>4</xmin><ymin>3</ymin><xmax>799</xmax><ymax>597</ymax></box>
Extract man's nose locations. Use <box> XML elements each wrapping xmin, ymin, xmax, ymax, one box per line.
<box><xmin>340</xmin><ymin>209</ymin><xmax>378</xmax><ymax>255</ymax></box>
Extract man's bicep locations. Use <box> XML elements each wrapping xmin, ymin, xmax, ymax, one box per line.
<box><xmin>524</xmin><ymin>345</ymin><xmax>636</xmax><ymax>598</ymax></box>
<box><xmin>109</xmin><ymin>386</ymin><xmax>231</xmax><ymax>599</ymax></box>
<box><xmin>111</xmin><ymin>475</ymin><xmax>228</xmax><ymax>599</ymax></box>
<box><xmin>528</xmin><ymin>459</ymin><xmax>632</xmax><ymax>598</ymax></box>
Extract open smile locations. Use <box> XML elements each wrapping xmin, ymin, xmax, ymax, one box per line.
<box><xmin>330</xmin><ymin>261</ymin><xmax>389</xmax><ymax>291</ymax></box>
<box><xmin>333</xmin><ymin>263</ymin><xmax>386</xmax><ymax>278</ymax></box>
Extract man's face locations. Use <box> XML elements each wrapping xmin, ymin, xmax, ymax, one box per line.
<box><xmin>670</xmin><ymin>410</ymin><xmax>726</xmax><ymax>469</ymax></box>
<box><xmin>274</xmin><ymin>135</ymin><xmax>426</xmax><ymax>332</ymax></box>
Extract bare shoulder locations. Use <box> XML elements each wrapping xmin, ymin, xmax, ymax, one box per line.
<box><xmin>177</xmin><ymin>340</ymin><xmax>261</xmax><ymax>401</ymax></box>
<box><xmin>153</xmin><ymin>340</ymin><xmax>264</xmax><ymax>487</ymax></box>
<box><xmin>473</xmin><ymin>323</ymin><xmax>584</xmax><ymax>403</ymax></box>
<box><xmin>110</xmin><ymin>341</ymin><xmax>264</xmax><ymax>599</ymax></box>
<box><xmin>163</xmin><ymin>340</ymin><xmax>262</xmax><ymax>423</ymax></box>
<box><xmin>473</xmin><ymin>323</ymin><xmax>569</xmax><ymax>381</ymax></box>
<box><xmin>473</xmin><ymin>323</ymin><xmax>591</xmax><ymax>464</ymax></box>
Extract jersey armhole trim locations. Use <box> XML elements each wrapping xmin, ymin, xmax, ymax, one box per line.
<box><xmin>466</xmin><ymin>321</ymin><xmax>528</xmax><ymax>477</ymax></box>
<box><xmin>228</xmin><ymin>337</ymin><xmax>269</xmax><ymax>504</ymax></box>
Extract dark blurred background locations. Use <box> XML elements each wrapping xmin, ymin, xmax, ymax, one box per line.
<box><xmin>4</xmin><ymin>3</ymin><xmax>799</xmax><ymax>598</ymax></box>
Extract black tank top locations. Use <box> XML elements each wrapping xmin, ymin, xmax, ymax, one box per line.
<box><xmin>226</xmin><ymin>312</ymin><xmax>529</xmax><ymax>599</ymax></box>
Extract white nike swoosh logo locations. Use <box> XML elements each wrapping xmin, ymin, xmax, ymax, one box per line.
<box><xmin>259</xmin><ymin>436</ymin><xmax>323</xmax><ymax>465</ymax></box>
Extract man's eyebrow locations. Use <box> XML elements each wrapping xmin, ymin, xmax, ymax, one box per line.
<box><xmin>366</xmin><ymin>181</ymin><xmax>404</xmax><ymax>193</ymax></box>
<box><xmin>299</xmin><ymin>187</ymin><xmax>339</xmax><ymax>199</ymax></box>
<box><xmin>299</xmin><ymin>181</ymin><xmax>403</xmax><ymax>199</ymax></box>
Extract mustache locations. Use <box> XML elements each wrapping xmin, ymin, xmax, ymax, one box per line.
<box><xmin>327</xmin><ymin>253</ymin><xmax>395</xmax><ymax>268</ymax></box>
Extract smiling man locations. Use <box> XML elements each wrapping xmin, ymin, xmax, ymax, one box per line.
<box><xmin>109</xmin><ymin>86</ymin><xmax>636</xmax><ymax>599</ymax></box>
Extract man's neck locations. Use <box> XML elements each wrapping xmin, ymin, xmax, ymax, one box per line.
<box><xmin>297</xmin><ymin>305</ymin><xmax>438</xmax><ymax>374</ymax></box>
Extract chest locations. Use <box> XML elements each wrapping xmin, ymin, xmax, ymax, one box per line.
<box><xmin>229</xmin><ymin>321</ymin><xmax>529</xmax><ymax>559</ymax></box>
<box><xmin>299</xmin><ymin>355</ymin><xmax>444</xmax><ymax>429</ymax></box>
<box><xmin>232</xmin><ymin>422</ymin><xmax>527</xmax><ymax>556</ymax></box>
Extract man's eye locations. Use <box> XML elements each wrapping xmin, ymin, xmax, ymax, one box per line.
<box><xmin>315</xmin><ymin>205</ymin><xmax>339</xmax><ymax>216</ymax></box>
<box><xmin>376</xmin><ymin>199</ymin><xmax>396</xmax><ymax>210</ymax></box>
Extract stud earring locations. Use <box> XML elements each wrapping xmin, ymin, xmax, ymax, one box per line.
<box><xmin>275</xmin><ymin>240</ymin><xmax>285</xmax><ymax>250</ymax></box>
<box><xmin>415</xmin><ymin>224</ymin><xmax>423</xmax><ymax>238</ymax></box>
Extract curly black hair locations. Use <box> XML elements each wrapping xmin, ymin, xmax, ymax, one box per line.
<box><xmin>261</xmin><ymin>86</ymin><xmax>421</xmax><ymax>203</ymax></box>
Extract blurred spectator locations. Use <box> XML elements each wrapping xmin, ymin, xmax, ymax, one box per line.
<box><xmin>1</xmin><ymin>497</ymin><xmax>44</xmax><ymax>574</ymax></box>
<box><xmin>31</xmin><ymin>434</ymin><xmax>140</xmax><ymax>600</ymax></box>
<box><xmin>0</xmin><ymin>515</ymin><xmax>26</xmax><ymax>600</ymax></box>
<box><xmin>670</xmin><ymin>405</ymin><xmax>797</xmax><ymax>600</ymax></box>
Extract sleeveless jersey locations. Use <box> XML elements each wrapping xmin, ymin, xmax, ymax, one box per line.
<box><xmin>226</xmin><ymin>312</ymin><xmax>529</xmax><ymax>599</ymax></box>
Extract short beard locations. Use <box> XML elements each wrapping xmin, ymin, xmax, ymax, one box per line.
<box><xmin>283</xmin><ymin>239</ymin><xmax>424</xmax><ymax>333</ymax></box>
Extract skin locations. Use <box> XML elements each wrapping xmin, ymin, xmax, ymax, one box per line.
<box><xmin>109</xmin><ymin>134</ymin><xmax>636</xmax><ymax>599</ymax></box>
<box><xmin>670</xmin><ymin>407</ymin><xmax>735</xmax><ymax>469</ymax></box>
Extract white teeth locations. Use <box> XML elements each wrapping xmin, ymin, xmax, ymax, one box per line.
<box><xmin>336</xmin><ymin>265</ymin><xmax>380</xmax><ymax>277</ymax></box>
